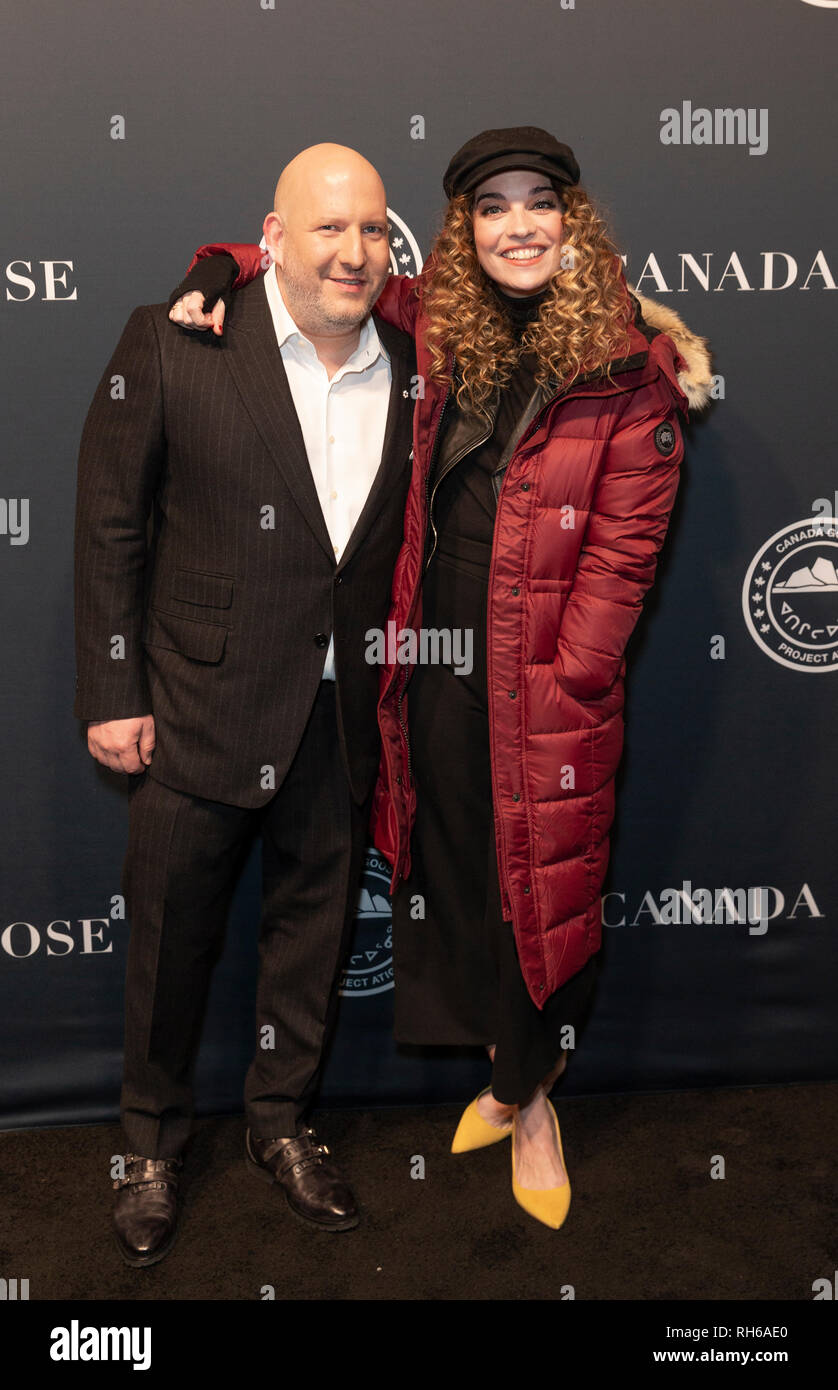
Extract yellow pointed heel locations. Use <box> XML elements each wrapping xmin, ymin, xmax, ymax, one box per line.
<box><xmin>450</xmin><ymin>1087</ymin><xmax>514</xmax><ymax>1153</ymax></box>
<box><xmin>511</xmin><ymin>1100</ymin><xmax>571</xmax><ymax>1230</ymax></box>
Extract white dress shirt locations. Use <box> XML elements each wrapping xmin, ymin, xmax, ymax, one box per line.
<box><xmin>263</xmin><ymin>264</ymin><xmax>392</xmax><ymax>680</ymax></box>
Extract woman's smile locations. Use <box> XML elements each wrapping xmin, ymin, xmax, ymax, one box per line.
<box><xmin>499</xmin><ymin>245</ymin><xmax>547</xmax><ymax>260</ymax></box>
<box><xmin>471</xmin><ymin>168</ymin><xmax>564</xmax><ymax>296</ymax></box>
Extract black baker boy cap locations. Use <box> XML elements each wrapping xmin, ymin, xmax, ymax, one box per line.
<box><xmin>442</xmin><ymin>126</ymin><xmax>581</xmax><ymax>200</ymax></box>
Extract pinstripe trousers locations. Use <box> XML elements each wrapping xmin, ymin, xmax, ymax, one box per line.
<box><xmin>119</xmin><ymin>681</ymin><xmax>371</xmax><ymax>1158</ymax></box>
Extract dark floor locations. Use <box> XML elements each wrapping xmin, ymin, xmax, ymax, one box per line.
<box><xmin>1</xmin><ymin>1081</ymin><xmax>835</xmax><ymax>1301</ymax></box>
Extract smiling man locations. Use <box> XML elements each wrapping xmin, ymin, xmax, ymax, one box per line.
<box><xmin>266</xmin><ymin>144</ymin><xmax>391</xmax><ymax>363</ymax></box>
<box><xmin>73</xmin><ymin>144</ymin><xmax>417</xmax><ymax>1264</ymax></box>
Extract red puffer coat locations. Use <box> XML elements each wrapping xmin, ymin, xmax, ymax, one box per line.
<box><xmin>190</xmin><ymin>243</ymin><xmax>712</xmax><ymax>1007</ymax></box>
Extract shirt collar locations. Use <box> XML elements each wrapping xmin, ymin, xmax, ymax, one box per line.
<box><xmin>263</xmin><ymin>261</ymin><xmax>389</xmax><ymax>371</ymax></box>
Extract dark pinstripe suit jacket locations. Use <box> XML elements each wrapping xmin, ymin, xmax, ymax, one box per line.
<box><xmin>73</xmin><ymin>275</ymin><xmax>416</xmax><ymax>808</ymax></box>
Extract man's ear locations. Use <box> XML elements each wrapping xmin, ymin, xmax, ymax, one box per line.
<box><xmin>263</xmin><ymin>211</ymin><xmax>284</xmax><ymax>270</ymax></box>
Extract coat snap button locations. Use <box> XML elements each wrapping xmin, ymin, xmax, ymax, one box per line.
<box><xmin>521</xmin><ymin>482</ymin><xmax>530</xmax><ymax>492</ymax></box>
<box><xmin>512</xmin><ymin>792</ymin><xmax>521</xmax><ymax>802</ymax></box>
<box><xmin>395</xmin><ymin>774</ymin><xmax>402</xmax><ymax>785</ymax></box>
<box><xmin>511</xmin><ymin>586</ymin><xmax>520</xmax><ymax>596</ymax></box>
<box><xmin>508</xmin><ymin>689</ymin><xmax>517</xmax><ymax>699</ymax></box>
<box><xmin>523</xmin><ymin>885</ymin><xmax>531</xmax><ymax>894</ymax></box>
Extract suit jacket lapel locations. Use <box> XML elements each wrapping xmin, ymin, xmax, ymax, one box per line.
<box><xmin>337</xmin><ymin>316</ymin><xmax>415</xmax><ymax>573</ymax></box>
<box><xmin>222</xmin><ymin>276</ymin><xmax>335</xmax><ymax>562</ymax></box>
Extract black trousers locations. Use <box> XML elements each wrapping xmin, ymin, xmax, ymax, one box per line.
<box><xmin>119</xmin><ymin>681</ymin><xmax>371</xmax><ymax>1158</ymax></box>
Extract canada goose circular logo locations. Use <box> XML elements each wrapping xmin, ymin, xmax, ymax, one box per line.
<box><xmin>655</xmin><ymin>422</ymin><xmax>677</xmax><ymax>456</ymax></box>
<box><xmin>339</xmin><ymin>849</ymin><xmax>393</xmax><ymax>996</ymax></box>
<box><xmin>386</xmin><ymin>209</ymin><xmax>423</xmax><ymax>277</ymax></box>
<box><xmin>742</xmin><ymin>516</ymin><xmax>838</xmax><ymax>672</ymax></box>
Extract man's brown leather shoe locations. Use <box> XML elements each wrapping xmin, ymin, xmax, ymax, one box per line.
<box><xmin>112</xmin><ymin>1154</ymin><xmax>182</xmax><ymax>1267</ymax></box>
<box><xmin>246</xmin><ymin>1126</ymin><xmax>359</xmax><ymax>1231</ymax></box>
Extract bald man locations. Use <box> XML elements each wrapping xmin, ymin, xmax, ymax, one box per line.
<box><xmin>73</xmin><ymin>146</ymin><xmax>417</xmax><ymax>1264</ymax></box>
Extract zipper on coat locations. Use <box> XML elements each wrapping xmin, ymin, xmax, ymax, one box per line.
<box><xmin>397</xmin><ymin>684</ymin><xmax>412</xmax><ymax>780</ymax></box>
<box><xmin>485</xmin><ymin>447</ymin><xmax>527</xmax><ymax>926</ymax></box>
<box><xmin>424</xmin><ymin>412</ymin><xmax>494</xmax><ymax>574</ymax></box>
<box><xmin>422</xmin><ymin>386</ymin><xmax>453</xmax><ymax>574</ymax></box>
<box><xmin>393</xmin><ymin>377</ymin><xmax>453</xmax><ymax>786</ymax></box>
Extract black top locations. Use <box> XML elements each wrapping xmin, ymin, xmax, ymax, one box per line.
<box><xmin>168</xmin><ymin>251</ymin><xmax>237</xmax><ymax>312</ymax></box>
<box><xmin>431</xmin><ymin>283</ymin><xmax>548</xmax><ymax>547</ymax></box>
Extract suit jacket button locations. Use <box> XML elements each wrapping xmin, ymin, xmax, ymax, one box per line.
<box><xmin>314</xmin><ymin>633</ymin><xmax>329</xmax><ymax>648</ymax></box>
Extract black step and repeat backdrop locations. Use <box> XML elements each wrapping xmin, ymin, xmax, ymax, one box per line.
<box><xmin>2</xmin><ymin>0</ymin><xmax>836</xmax><ymax>1130</ymax></box>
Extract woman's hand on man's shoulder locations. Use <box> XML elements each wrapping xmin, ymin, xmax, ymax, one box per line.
<box><xmin>169</xmin><ymin>292</ymin><xmax>226</xmax><ymax>336</ymax></box>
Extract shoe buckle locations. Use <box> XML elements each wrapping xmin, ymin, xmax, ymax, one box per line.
<box><xmin>113</xmin><ymin>1154</ymin><xmax>181</xmax><ymax>1190</ymax></box>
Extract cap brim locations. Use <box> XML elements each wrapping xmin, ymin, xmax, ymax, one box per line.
<box><xmin>447</xmin><ymin>154</ymin><xmax>576</xmax><ymax>199</ymax></box>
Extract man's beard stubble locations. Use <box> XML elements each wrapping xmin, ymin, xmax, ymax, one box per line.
<box><xmin>278</xmin><ymin>255</ymin><xmax>382</xmax><ymax>335</ymax></box>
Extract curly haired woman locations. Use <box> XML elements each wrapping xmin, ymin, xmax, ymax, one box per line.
<box><xmin>168</xmin><ymin>127</ymin><xmax>712</xmax><ymax>1229</ymax></box>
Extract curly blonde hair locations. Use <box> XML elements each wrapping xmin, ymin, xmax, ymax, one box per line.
<box><xmin>420</xmin><ymin>183</ymin><xmax>635</xmax><ymax>414</ymax></box>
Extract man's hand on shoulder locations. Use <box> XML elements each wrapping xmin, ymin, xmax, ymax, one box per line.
<box><xmin>87</xmin><ymin>715</ymin><xmax>156</xmax><ymax>774</ymax></box>
<box><xmin>169</xmin><ymin>291</ymin><xmax>225</xmax><ymax>336</ymax></box>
